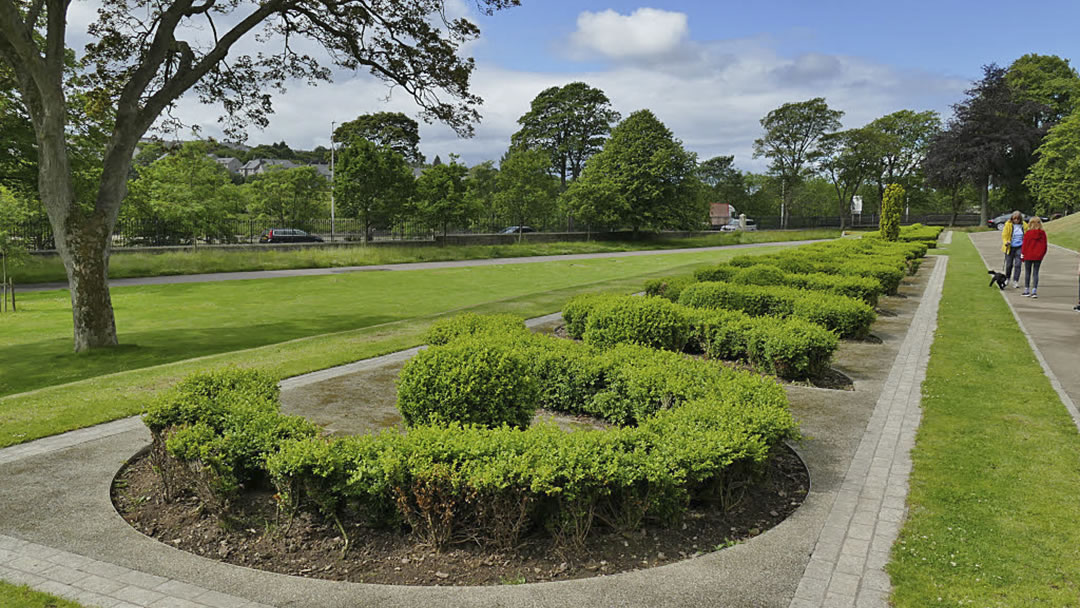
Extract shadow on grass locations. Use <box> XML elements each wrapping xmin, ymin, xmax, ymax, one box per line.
<box><xmin>0</xmin><ymin>314</ymin><xmax>398</xmax><ymax>397</ymax></box>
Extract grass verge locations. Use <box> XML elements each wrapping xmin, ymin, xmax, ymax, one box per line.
<box><xmin>0</xmin><ymin>254</ymin><xmax>751</xmax><ymax>448</ymax></box>
<box><xmin>888</xmin><ymin>234</ymin><xmax>1080</xmax><ymax>605</ymax></box>
<box><xmin>1045</xmin><ymin>212</ymin><xmax>1080</xmax><ymax>252</ymax></box>
<box><xmin>0</xmin><ymin>582</ymin><xmax>81</xmax><ymax>608</ymax></box>
<box><xmin>1</xmin><ymin>246</ymin><xmax>800</xmax><ymax>397</ymax></box>
<box><xmin>10</xmin><ymin>229</ymin><xmax>837</xmax><ymax>284</ymax></box>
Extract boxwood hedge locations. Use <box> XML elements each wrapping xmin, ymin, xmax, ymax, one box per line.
<box><xmin>147</xmin><ymin>337</ymin><xmax>798</xmax><ymax>553</ymax></box>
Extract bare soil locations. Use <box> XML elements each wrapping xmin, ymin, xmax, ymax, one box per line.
<box><xmin>113</xmin><ymin>444</ymin><xmax>808</xmax><ymax>586</ymax></box>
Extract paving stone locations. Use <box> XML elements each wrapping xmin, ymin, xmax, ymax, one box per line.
<box><xmin>75</xmin><ymin>573</ymin><xmax>128</xmax><ymax>595</ymax></box>
<box><xmin>116</xmin><ymin>569</ymin><xmax>170</xmax><ymax>589</ymax></box>
<box><xmin>155</xmin><ymin>579</ymin><xmax>211</xmax><ymax>598</ymax></box>
<box><xmin>149</xmin><ymin>596</ymin><xmax>211</xmax><ymax>608</ymax></box>
<box><xmin>113</xmin><ymin>584</ymin><xmax>167</xmax><ymax>606</ymax></box>
<box><xmin>195</xmin><ymin>589</ymin><xmax>256</xmax><ymax>608</ymax></box>
<box><xmin>41</xmin><ymin>564</ymin><xmax>90</xmax><ymax>585</ymax></box>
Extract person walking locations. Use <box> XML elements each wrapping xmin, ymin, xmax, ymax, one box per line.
<box><xmin>1001</xmin><ymin>211</ymin><xmax>1027</xmax><ymax>288</ymax></box>
<box><xmin>1020</xmin><ymin>216</ymin><xmax>1047</xmax><ymax>298</ymax></box>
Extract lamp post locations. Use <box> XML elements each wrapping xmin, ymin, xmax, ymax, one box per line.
<box><xmin>330</xmin><ymin>121</ymin><xmax>336</xmax><ymax>243</ymax></box>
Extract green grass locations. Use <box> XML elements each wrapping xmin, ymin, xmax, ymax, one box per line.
<box><xmin>0</xmin><ymin>248</ymin><xmax>783</xmax><ymax>448</ymax></box>
<box><xmin>10</xmin><ymin>229</ymin><xmax>838</xmax><ymax>284</ymax></box>
<box><xmin>1045</xmin><ymin>212</ymin><xmax>1080</xmax><ymax>252</ymax></box>
<box><xmin>0</xmin><ymin>582</ymin><xmax>82</xmax><ymax>608</ymax></box>
<box><xmin>888</xmin><ymin>234</ymin><xmax>1080</xmax><ymax>606</ymax></box>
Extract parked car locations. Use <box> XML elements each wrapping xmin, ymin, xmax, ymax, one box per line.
<box><xmin>720</xmin><ymin>218</ymin><xmax>757</xmax><ymax>232</ymax></box>
<box><xmin>987</xmin><ymin>213</ymin><xmax>1049</xmax><ymax>230</ymax></box>
<box><xmin>500</xmin><ymin>225</ymin><xmax>536</xmax><ymax>234</ymax></box>
<box><xmin>258</xmin><ymin>228</ymin><xmax>324</xmax><ymax>243</ymax></box>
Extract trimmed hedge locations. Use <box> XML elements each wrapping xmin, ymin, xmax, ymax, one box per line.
<box><xmin>678</xmin><ymin>281</ymin><xmax>876</xmax><ymax>339</ymax></box>
<box><xmin>396</xmin><ymin>337</ymin><xmax>540</xmax><ymax>429</ymax></box>
<box><xmin>149</xmin><ymin>332</ymin><xmax>798</xmax><ymax>553</ymax></box>
<box><xmin>424</xmin><ymin>313</ymin><xmax>527</xmax><ymax>346</ymax></box>
<box><xmin>565</xmin><ymin>295</ymin><xmax>838</xmax><ymax>381</ymax></box>
<box><xmin>581</xmin><ymin>295</ymin><xmax>691</xmax><ymax>352</ymax></box>
<box><xmin>142</xmin><ymin>368</ymin><xmax>318</xmax><ymax>511</ymax></box>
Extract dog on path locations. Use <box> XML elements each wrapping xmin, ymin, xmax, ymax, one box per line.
<box><xmin>988</xmin><ymin>270</ymin><xmax>1008</xmax><ymax>290</ymax></box>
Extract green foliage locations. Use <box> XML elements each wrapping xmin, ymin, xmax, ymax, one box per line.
<box><xmin>561</xmin><ymin>109</ymin><xmax>705</xmax><ymax>232</ymax></box>
<box><xmin>1026</xmin><ymin>108</ymin><xmax>1080</xmax><ymax>215</ymax></box>
<box><xmin>123</xmin><ymin>141</ymin><xmax>244</xmax><ymax>243</ymax></box>
<box><xmin>396</xmin><ymin>337</ymin><xmax>540</xmax><ymax>429</ymax></box>
<box><xmin>510</xmin><ymin>82</ymin><xmax>620</xmax><ymax>186</ymax></box>
<box><xmin>880</xmin><ymin>183</ymin><xmax>904</xmax><ymax>241</ymax></box>
<box><xmin>745</xmin><ymin>316</ymin><xmax>838</xmax><ymax>379</ymax></box>
<box><xmin>415</xmin><ymin>156</ymin><xmax>476</xmax><ymax>235</ymax></box>
<box><xmin>679</xmin><ymin>280</ymin><xmax>875</xmax><ymax>339</ymax></box>
<box><xmin>166</xmin><ymin>330</ymin><xmax>797</xmax><ymax>551</ymax></box>
<box><xmin>643</xmin><ymin>274</ymin><xmax>699</xmax><ymax>302</ymax></box>
<box><xmin>423</xmin><ymin>312</ymin><xmax>527</xmax><ymax>345</ymax></box>
<box><xmin>581</xmin><ymin>295</ymin><xmax>691</xmax><ymax>352</ymax></box>
<box><xmin>495</xmin><ymin>148</ymin><xmax>559</xmax><ymax>234</ymax></box>
<box><xmin>562</xmin><ymin>293</ymin><xmax>609</xmax><ymax>338</ymax></box>
<box><xmin>334</xmin><ymin>112</ymin><xmax>425</xmax><ymax>165</ymax></box>
<box><xmin>0</xmin><ymin>185</ymin><xmax>29</xmax><ymax>266</ymax></box>
<box><xmin>1005</xmin><ymin>54</ymin><xmax>1080</xmax><ymax>127</ymax></box>
<box><xmin>247</xmin><ymin>165</ymin><xmax>329</xmax><ymax>226</ymax></box>
<box><xmin>334</xmin><ymin>138</ymin><xmax>415</xmax><ymax>239</ymax></box>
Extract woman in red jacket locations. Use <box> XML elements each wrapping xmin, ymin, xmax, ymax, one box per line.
<box><xmin>1020</xmin><ymin>216</ymin><xmax>1047</xmax><ymax>298</ymax></box>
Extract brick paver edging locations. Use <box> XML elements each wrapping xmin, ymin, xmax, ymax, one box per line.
<box><xmin>789</xmin><ymin>256</ymin><xmax>948</xmax><ymax>608</ymax></box>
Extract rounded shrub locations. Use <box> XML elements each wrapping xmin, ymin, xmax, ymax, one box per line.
<box><xmin>643</xmin><ymin>274</ymin><xmax>699</xmax><ymax>302</ymax></box>
<box><xmin>562</xmin><ymin>293</ymin><xmax>608</xmax><ymax>338</ymax></box>
<box><xmin>424</xmin><ymin>313</ymin><xmax>527</xmax><ymax>345</ymax></box>
<box><xmin>396</xmin><ymin>337</ymin><xmax>540</xmax><ymax>429</ymax></box>
<box><xmin>733</xmin><ymin>264</ymin><xmax>787</xmax><ymax>286</ymax></box>
<box><xmin>582</xmin><ymin>295</ymin><xmax>691</xmax><ymax>352</ymax></box>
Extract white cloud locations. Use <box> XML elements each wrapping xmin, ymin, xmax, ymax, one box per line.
<box><xmin>159</xmin><ymin>29</ymin><xmax>968</xmax><ymax>174</ymax></box>
<box><xmin>569</xmin><ymin>8</ymin><xmax>689</xmax><ymax>60</ymax></box>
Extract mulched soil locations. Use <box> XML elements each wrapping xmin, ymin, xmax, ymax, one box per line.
<box><xmin>113</xmin><ymin>444</ymin><xmax>808</xmax><ymax>586</ymax></box>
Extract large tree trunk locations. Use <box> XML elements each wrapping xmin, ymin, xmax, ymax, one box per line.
<box><xmin>55</xmin><ymin>219</ymin><xmax>118</xmax><ymax>351</ymax></box>
<box><xmin>977</xmin><ymin>174</ymin><xmax>989</xmax><ymax>227</ymax></box>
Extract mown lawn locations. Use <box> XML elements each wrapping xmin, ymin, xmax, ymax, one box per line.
<box><xmin>1045</xmin><ymin>212</ymin><xmax>1080</xmax><ymax>252</ymax></box>
<box><xmin>0</xmin><ymin>247</ymin><xmax>780</xmax><ymax>448</ymax></box>
<box><xmin>889</xmin><ymin>234</ymin><xmax>1080</xmax><ymax>605</ymax></box>
<box><xmin>11</xmin><ymin>229</ymin><xmax>838</xmax><ymax>284</ymax></box>
<box><xmin>0</xmin><ymin>582</ymin><xmax>81</xmax><ymax>608</ymax></box>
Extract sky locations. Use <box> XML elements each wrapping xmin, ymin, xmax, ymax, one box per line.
<box><xmin>102</xmin><ymin>0</ymin><xmax>1080</xmax><ymax>171</ymax></box>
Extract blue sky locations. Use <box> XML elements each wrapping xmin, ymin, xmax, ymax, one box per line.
<box><xmin>156</xmin><ymin>1</ymin><xmax>1080</xmax><ymax>170</ymax></box>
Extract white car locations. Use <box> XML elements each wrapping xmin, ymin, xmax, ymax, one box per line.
<box><xmin>720</xmin><ymin>218</ymin><xmax>756</xmax><ymax>232</ymax></box>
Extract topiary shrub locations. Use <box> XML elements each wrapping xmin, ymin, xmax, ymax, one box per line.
<box><xmin>746</xmin><ymin>317</ymin><xmax>839</xmax><ymax>379</ymax></box>
<box><xmin>732</xmin><ymin>264</ymin><xmax>788</xmax><ymax>286</ymax></box>
<box><xmin>880</xmin><ymin>183</ymin><xmax>904</xmax><ymax>242</ymax></box>
<box><xmin>395</xmin><ymin>337</ymin><xmax>540</xmax><ymax>429</ymax></box>
<box><xmin>582</xmin><ymin>295</ymin><xmax>691</xmax><ymax>352</ymax></box>
<box><xmin>424</xmin><ymin>312</ymin><xmax>527</xmax><ymax>345</ymax></box>
<box><xmin>692</xmin><ymin>264</ymin><xmax>737</xmax><ymax>283</ymax></box>
<box><xmin>643</xmin><ymin>274</ymin><xmax>699</xmax><ymax>302</ymax></box>
<box><xmin>562</xmin><ymin>293</ymin><xmax>609</xmax><ymax>338</ymax></box>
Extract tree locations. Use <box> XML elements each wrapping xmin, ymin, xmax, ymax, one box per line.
<box><xmin>122</xmin><ymin>141</ymin><xmax>239</xmax><ymax>243</ymax></box>
<box><xmin>866</xmin><ymin>110</ymin><xmax>941</xmax><ymax>211</ymax></box>
<box><xmin>0</xmin><ymin>184</ymin><xmax>28</xmax><ymax>264</ymax></box>
<box><xmin>334</xmin><ymin>139</ymin><xmax>415</xmax><ymax>241</ymax></box>
<box><xmin>511</xmin><ymin>82</ymin><xmax>621</xmax><ymax>188</ymax></box>
<box><xmin>753</xmin><ymin>98</ymin><xmax>843</xmax><ymax>228</ymax></box>
<box><xmin>880</xmin><ymin>184</ymin><xmax>904</xmax><ymax>241</ymax></box>
<box><xmin>697</xmin><ymin>155</ymin><xmax>751</xmax><ymax>216</ymax></box>
<box><xmin>0</xmin><ymin>0</ymin><xmax>518</xmax><ymax>351</ymax></box>
<box><xmin>944</xmin><ymin>64</ymin><xmax>1046</xmax><ymax>225</ymax></box>
<box><xmin>562</xmin><ymin>109</ymin><xmax>703</xmax><ymax>234</ymax></box>
<box><xmin>819</xmin><ymin>128</ymin><xmax>884</xmax><ymax>229</ymax></box>
<box><xmin>247</xmin><ymin>166</ymin><xmax>328</xmax><ymax>227</ymax></box>
<box><xmin>466</xmin><ymin>160</ymin><xmax>499</xmax><ymax>230</ymax></box>
<box><xmin>1025</xmin><ymin>108</ymin><xmax>1080</xmax><ymax>215</ymax></box>
<box><xmin>247</xmin><ymin>141</ymin><xmax>297</xmax><ymax>161</ymax></box>
<box><xmin>923</xmin><ymin>127</ymin><xmax>973</xmax><ymax>225</ymax></box>
<box><xmin>1006</xmin><ymin>54</ymin><xmax>1080</xmax><ymax>128</ymax></box>
<box><xmin>334</xmin><ymin>112</ymin><xmax>424</xmax><ymax>165</ymax></box>
<box><xmin>495</xmin><ymin>148</ymin><xmax>558</xmax><ymax>240</ymax></box>
<box><xmin>415</xmin><ymin>155</ymin><xmax>474</xmax><ymax>235</ymax></box>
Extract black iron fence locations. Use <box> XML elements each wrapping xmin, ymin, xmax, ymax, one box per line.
<box><xmin>12</xmin><ymin>212</ymin><xmax>981</xmax><ymax>251</ymax></box>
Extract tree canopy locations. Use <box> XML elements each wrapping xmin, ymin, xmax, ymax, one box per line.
<box><xmin>334</xmin><ymin>112</ymin><xmax>425</xmax><ymax>165</ymax></box>
<box><xmin>1025</xmin><ymin>108</ymin><xmax>1080</xmax><ymax>214</ymax></box>
<box><xmin>511</xmin><ymin>82</ymin><xmax>621</xmax><ymax>188</ymax></box>
<box><xmin>0</xmin><ymin>0</ymin><xmax>519</xmax><ymax>350</ymax></box>
<box><xmin>562</xmin><ymin>109</ymin><xmax>703</xmax><ymax>233</ymax></box>
<box><xmin>334</xmin><ymin>138</ymin><xmax>415</xmax><ymax>240</ymax></box>
<box><xmin>495</xmin><ymin>148</ymin><xmax>558</xmax><ymax>237</ymax></box>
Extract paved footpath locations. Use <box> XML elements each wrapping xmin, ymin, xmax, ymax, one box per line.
<box><xmin>0</xmin><ymin>250</ymin><xmax>950</xmax><ymax>608</ymax></box>
<box><xmin>788</xmin><ymin>254</ymin><xmax>948</xmax><ymax>608</ymax></box>
<box><xmin>970</xmin><ymin>231</ymin><xmax>1080</xmax><ymax>429</ymax></box>
<box><xmin>22</xmin><ymin>240</ymin><xmax>825</xmax><ymax>292</ymax></box>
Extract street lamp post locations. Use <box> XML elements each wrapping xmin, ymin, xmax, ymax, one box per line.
<box><xmin>330</xmin><ymin>121</ymin><xmax>336</xmax><ymax>243</ymax></box>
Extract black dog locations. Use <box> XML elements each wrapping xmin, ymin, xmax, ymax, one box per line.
<box><xmin>988</xmin><ymin>270</ymin><xmax>1007</xmax><ymax>290</ymax></box>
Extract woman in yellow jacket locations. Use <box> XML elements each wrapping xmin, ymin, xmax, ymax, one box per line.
<box><xmin>1001</xmin><ymin>211</ymin><xmax>1027</xmax><ymax>288</ymax></box>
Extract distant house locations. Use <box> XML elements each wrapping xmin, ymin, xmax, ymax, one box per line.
<box><xmin>239</xmin><ymin>158</ymin><xmax>299</xmax><ymax>178</ymax></box>
<box><xmin>710</xmin><ymin>203</ymin><xmax>737</xmax><ymax>228</ymax></box>
<box><xmin>311</xmin><ymin>164</ymin><xmax>332</xmax><ymax>179</ymax></box>
<box><xmin>212</xmin><ymin>156</ymin><xmax>242</xmax><ymax>174</ymax></box>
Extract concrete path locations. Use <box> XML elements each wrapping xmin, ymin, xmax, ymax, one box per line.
<box><xmin>0</xmin><ymin>259</ymin><xmax>948</xmax><ymax>607</ymax></box>
<box><xmin>21</xmin><ymin>240</ymin><xmax>825</xmax><ymax>292</ymax></box>
<box><xmin>969</xmin><ymin>231</ymin><xmax>1080</xmax><ymax>429</ymax></box>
